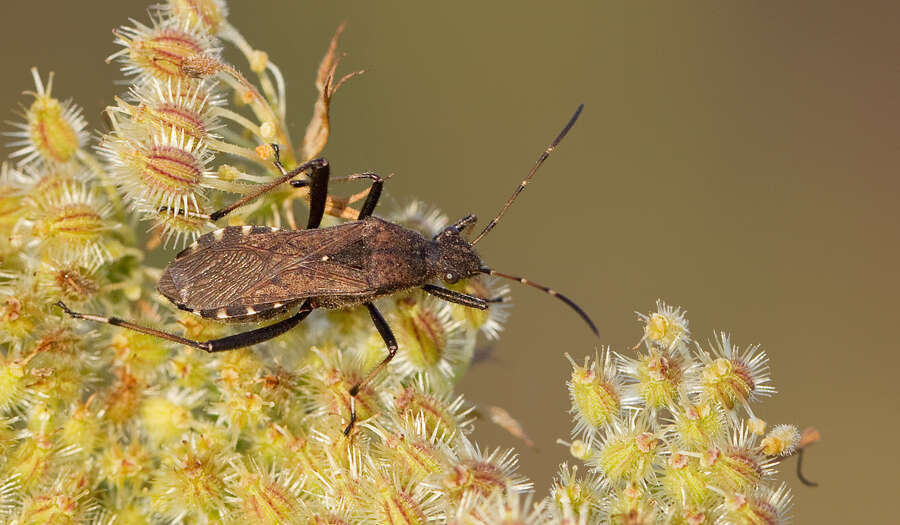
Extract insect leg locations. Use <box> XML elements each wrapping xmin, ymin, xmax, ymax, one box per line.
<box><xmin>196</xmin><ymin>145</ymin><xmax>328</xmax><ymax>222</ymax></box>
<box><xmin>343</xmin><ymin>302</ymin><xmax>398</xmax><ymax>435</ymax></box>
<box><xmin>299</xmin><ymin>158</ymin><xmax>330</xmax><ymax>229</ymax></box>
<box><xmin>56</xmin><ymin>301</ymin><xmax>313</xmax><ymax>352</ymax></box>
<box><xmin>197</xmin><ymin>159</ymin><xmax>329</xmax><ymax>221</ymax></box>
<box><xmin>422</xmin><ymin>284</ymin><xmax>488</xmax><ymax>309</ymax></box>
<box><xmin>345</xmin><ymin>172</ymin><xmax>384</xmax><ymax>219</ymax></box>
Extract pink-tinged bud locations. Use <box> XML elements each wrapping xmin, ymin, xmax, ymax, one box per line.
<box><xmin>592</xmin><ymin>419</ymin><xmax>658</xmax><ymax>484</ymax></box>
<box><xmin>122</xmin><ymin>79</ymin><xmax>221</xmax><ymax>143</ymax></box>
<box><xmin>721</xmin><ymin>484</ymin><xmax>793</xmax><ymax>525</ymax></box>
<box><xmin>227</xmin><ymin>462</ymin><xmax>305</xmax><ymax>525</ymax></box>
<box><xmin>697</xmin><ymin>333</ymin><xmax>775</xmax><ymax>413</ymax></box>
<box><xmin>622</xmin><ymin>348</ymin><xmax>686</xmax><ymax>409</ymax></box>
<box><xmin>443</xmin><ymin>436</ymin><xmax>531</xmax><ymax>503</ymax></box>
<box><xmin>708</xmin><ymin>426</ymin><xmax>777</xmax><ymax>492</ymax></box>
<box><xmin>392</xmin><ymin>383</ymin><xmax>474</xmax><ymax>438</ymax></box>
<box><xmin>101</xmin><ymin>128</ymin><xmax>212</xmax><ymax>218</ymax></box>
<box><xmin>110</xmin><ymin>19</ymin><xmax>216</xmax><ymax>84</ymax></box>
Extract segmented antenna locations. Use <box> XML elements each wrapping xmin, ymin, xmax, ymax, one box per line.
<box><xmin>470</xmin><ymin>104</ymin><xmax>584</xmax><ymax>246</ymax></box>
<box><xmin>480</xmin><ymin>268</ymin><xmax>598</xmax><ymax>337</ymax></box>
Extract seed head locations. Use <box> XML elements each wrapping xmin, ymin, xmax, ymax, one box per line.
<box><xmin>637</xmin><ymin>300</ymin><xmax>690</xmax><ymax>351</ymax></box>
<box><xmin>703</xmin><ymin>424</ymin><xmax>776</xmax><ymax>493</ymax></box>
<box><xmin>0</xmin><ymin>351</ymin><xmax>36</xmax><ymax>412</ymax></box>
<box><xmin>659</xmin><ymin>451</ymin><xmax>713</xmax><ymax>510</ymax></box>
<box><xmin>367</xmin><ymin>414</ymin><xmax>453</xmax><ymax>483</ymax></box>
<box><xmin>36</xmin><ymin>261</ymin><xmax>101</xmax><ymax>304</ymax></box>
<box><xmin>150</xmin><ymin>434</ymin><xmax>231</xmax><ymax>522</ymax></box>
<box><xmin>604</xmin><ymin>483</ymin><xmax>659</xmax><ymax>525</ymax></box>
<box><xmin>17</xmin><ymin>472</ymin><xmax>97</xmax><ymax>524</ymax></box>
<box><xmin>718</xmin><ymin>483</ymin><xmax>793</xmax><ymax>525</ymax></box>
<box><xmin>28</xmin><ymin>181</ymin><xmax>113</xmax><ymax>268</ymax></box>
<box><xmin>101</xmin><ymin>127</ymin><xmax>213</xmax><ymax>217</ymax></box>
<box><xmin>118</xmin><ymin>79</ymin><xmax>221</xmax><ymax>143</ymax></box>
<box><xmin>619</xmin><ymin>347</ymin><xmax>689</xmax><ymax>410</ymax></box>
<box><xmin>110</xmin><ymin>18</ymin><xmax>218</xmax><ymax>84</ymax></box>
<box><xmin>112</xmin><ymin>329</ymin><xmax>172</xmax><ymax>381</ymax></box>
<box><xmin>449</xmin><ymin>490</ymin><xmax>545</xmax><ymax>525</ymax></box>
<box><xmin>390</xmin><ymin>379</ymin><xmax>475</xmax><ymax>438</ymax></box>
<box><xmin>590</xmin><ymin>415</ymin><xmax>660</xmax><ymax>485</ymax></box>
<box><xmin>392</xmin><ymin>293</ymin><xmax>471</xmax><ymax>386</ymax></box>
<box><xmin>300</xmin><ymin>347</ymin><xmax>381</xmax><ymax>432</ymax></box>
<box><xmin>566</xmin><ymin>349</ymin><xmax>624</xmax><ymax>441</ymax></box>
<box><xmin>448</xmin><ymin>275</ymin><xmax>511</xmax><ymax>341</ymax></box>
<box><xmin>360</xmin><ymin>472</ymin><xmax>441</xmax><ymax>525</ymax></box>
<box><xmin>547</xmin><ymin>464</ymin><xmax>606</xmax><ymax>522</ymax></box>
<box><xmin>141</xmin><ymin>389</ymin><xmax>200</xmax><ymax>447</ymax></box>
<box><xmin>102</xmin><ymin>368</ymin><xmax>145</xmax><ymax>425</ymax></box>
<box><xmin>441</xmin><ymin>437</ymin><xmax>531</xmax><ymax>503</ymax></box>
<box><xmin>669</xmin><ymin>401</ymin><xmax>726</xmax><ymax>450</ymax></box>
<box><xmin>99</xmin><ymin>440</ymin><xmax>153</xmax><ymax>490</ymax></box>
<box><xmin>60</xmin><ymin>398</ymin><xmax>103</xmax><ymax>458</ymax></box>
<box><xmin>6</xmin><ymin>69</ymin><xmax>87</xmax><ymax>167</ymax></box>
<box><xmin>695</xmin><ymin>333</ymin><xmax>775</xmax><ymax>414</ymax></box>
<box><xmin>163</xmin><ymin>0</ymin><xmax>229</xmax><ymax>34</ymax></box>
<box><xmin>225</xmin><ymin>460</ymin><xmax>306</xmax><ymax>525</ymax></box>
<box><xmin>760</xmin><ymin>424</ymin><xmax>801</xmax><ymax>457</ymax></box>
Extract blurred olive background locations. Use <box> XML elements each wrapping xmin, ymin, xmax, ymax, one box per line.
<box><xmin>2</xmin><ymin>1</ymin><xmax>897</xmax><ymax>522</ymax></box>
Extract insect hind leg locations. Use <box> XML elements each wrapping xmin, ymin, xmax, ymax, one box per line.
<box><xmin>343</xmin><ymin>302</ymin><xmax>398</xmax><ymax>436</ymax></box>
<box><xmin>56</xmin><ymin>300</ymin><xmax>313</xmax><ymax>352</ymax></box>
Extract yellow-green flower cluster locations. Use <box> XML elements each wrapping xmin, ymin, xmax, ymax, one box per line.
<box><xmin>552</xmin><ymin>300</ymin><xmax>803</xmax><ymax>524</ymax></box>
<box><xmin>0</xmin><ymin>1</ymin><xmax>812</xmax><ymax>523</ymax></box>
<box><xmin>0</xmin><ymin>1</ymin><xmax>521</xmax><ymax>523</ymax></box>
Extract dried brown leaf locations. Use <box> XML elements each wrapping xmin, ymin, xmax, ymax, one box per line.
<box><xmin>300</xmin><ymin>22</ymin><xmax>365</xmax><ymax>162</ymax></box>
<box><xmin>485</xmin><ymin>405</ymin><xmax>536</xmax><ymax>448</ymax></box>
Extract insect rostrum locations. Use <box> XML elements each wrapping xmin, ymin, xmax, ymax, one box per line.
<box><xmin>58</xmin><ymin>104</ymin><xmax>596</xmax><ymax>435</ymax></box>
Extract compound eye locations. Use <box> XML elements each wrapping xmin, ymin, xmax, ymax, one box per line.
<box><xmin>444</xmin><ymin>272</ymin><xmax>458</xmax><ymax>284</ymax></box>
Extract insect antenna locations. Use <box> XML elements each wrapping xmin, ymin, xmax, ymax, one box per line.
<box><xmin>479</xmin><ymin>267</ymin><xmax>598</xmax><ymax>337</ymax></box>
<box><xmin>470</xmin><ymin>104</ymin><xmax>583</xmax><ymax>246</ymax></box>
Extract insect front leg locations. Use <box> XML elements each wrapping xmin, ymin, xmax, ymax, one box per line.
<box><xmin>56</xmin><ymin>301</ymin><xmax>313</xmax><ymax>352</ymax></box>
<box><xmin>343</xmin><ymin>302</ymin><xmax>398</xmax><ymax>436</ymax></box>
<box><xmin>422</xmin><ymin>284</ymin><xmax>489</xmax><ymax>309</ymax></box>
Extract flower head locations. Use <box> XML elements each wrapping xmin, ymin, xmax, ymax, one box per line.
<box><xmin>694</xmin><ymin>333</ymin><xmax>775</xmax><ymax>415</ymax></box>
<box><xmin>566</xmin><ymin>348</ymin><xmax>626</xmax><ymax>442</ymax></box>
<box><xmin>637</xmin><ymin>300</ymin><xmax>690</xmax><ymax>352</ymax></box>
<box><xmin>100</xmin><ymin>126</ymin><xmax>213</xmax><ymax>217</ymax></box>
<box><xmin>109</xmin><ymin>17</ymin><xmax>218</xmax><ymax>84</ymax></box>
<box><xmin>5</xmin><ymin>69</ymin><xmax>87</xmax><ymax>167</ymax></box>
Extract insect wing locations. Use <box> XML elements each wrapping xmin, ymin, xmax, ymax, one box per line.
<box><xmin>159</xmin><ymin>222</ymin><xmax>372</xmax><ymax>314</ymax></box>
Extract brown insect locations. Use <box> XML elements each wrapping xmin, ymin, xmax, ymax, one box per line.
<box><xmin>58</xmin><ymin>105</ymin><xmax>596</xmax><ymax>434</ymax></box>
